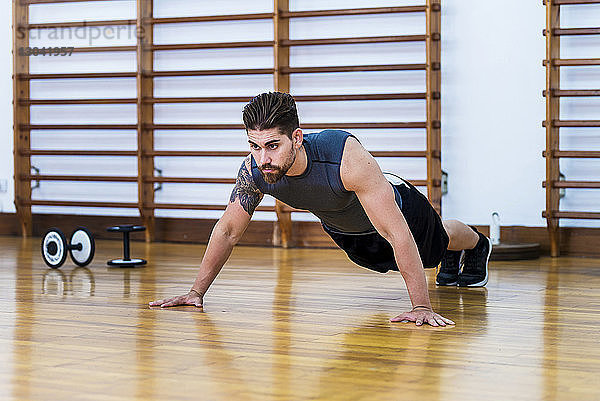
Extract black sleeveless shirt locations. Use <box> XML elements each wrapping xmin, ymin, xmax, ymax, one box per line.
<box><xmin>250</xmin><ymin>129</ymin><xmax>402</xmax><ymax>234</ymax></box>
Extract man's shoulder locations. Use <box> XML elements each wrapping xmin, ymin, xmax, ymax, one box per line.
<box><xmin>308</xmin><ymin>129</ymin><xmax>356</xmax><ymax>161</ymax></box>
<box><xmin>340</xmin><ymin>135</ymin><xmax>378</xmax><ymax>192</ymax></box>
<box><xmin>340</xmin><ymin>135</ymin><xmax>365</xmax><ymax>165</ymax></box>
<box><xmin>308</xmin><ymin>129</ymin><xmax>353</xmax><ymax>143</ymax></box>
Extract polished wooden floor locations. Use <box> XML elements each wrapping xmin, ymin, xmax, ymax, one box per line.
<box><xmin>1</xmin><ymin>235</ymin><xmax>599</xmax><ymax>401</ymax></box>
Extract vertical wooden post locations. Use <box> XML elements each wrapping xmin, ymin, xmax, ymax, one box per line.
<box><xmin>545</xmin><ymin>0</ymin><xmax>561</xmax><ymax>257</ymax></box>
<box><xmin>273</xmin><ymin>0</ymin><xmax>293</xmax><ymax>248</ymax></box>
<box><xmin>137</xmin><ymin>0</ymin><xmax>155</xmax><ymax>242</ymax></box>
<box><xmin>13</xmin><ymin>0</ymin><xmax>32</xmax><ymax>237</ymax></box>
<box><xmin>426</xmin><ymin>0</ymin><xmax>442</xmax><ymax>215</ymax></box>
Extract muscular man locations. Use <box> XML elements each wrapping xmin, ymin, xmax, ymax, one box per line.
<box><xmin>150</xmin><ymin>92</ymin><xmax>492</xmax><ymax>327</ymax></box>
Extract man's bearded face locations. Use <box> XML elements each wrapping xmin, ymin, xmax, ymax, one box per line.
<box><xmin>247</xmin><ymin>128</ymin><xmax>298</xmax><ymax>184</ymax></box>
<box><xmin>259</xmin><ymin>146</ymin><xmax>296</xmax><ymax>184</ymax></box>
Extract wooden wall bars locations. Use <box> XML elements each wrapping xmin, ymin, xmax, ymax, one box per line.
<box><xmin>13</xmin><ymin>0</ymin><xmax>442</xmax><ymax>246</ymax></box>
<box><xmin>543</xmin><ymin>0</ymin><xmax>600</xmax><ymax>256</ymax></box>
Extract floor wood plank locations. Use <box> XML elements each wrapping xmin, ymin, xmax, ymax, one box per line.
<box><xmin>1</xmin><ymin>235</ymin><xmax>599</xmax><ymax>400</ymax></box>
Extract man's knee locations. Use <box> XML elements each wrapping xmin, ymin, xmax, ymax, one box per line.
<box><xmin>442</xmin><ymin>219</ymin><xmax>460</xmax><ymax>236</ymax></box>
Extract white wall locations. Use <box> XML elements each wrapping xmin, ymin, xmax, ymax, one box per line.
<box><xmin>442</xmin><ymin>1</ymin><xmax>600</xmax><ymax>229</ymax></box>
<box><xmin>441</xmin><ymin>1</ymin><xmax>548</xmax><ymax>227</ymax></box>
<box><xmin>1</xmin><ymin>3</ymin><xmax>14</xmax><ymax>214</ymax></box>
<box><xmin>0</xmin><ymin>0</ymin><xmax>598</xmax><ymax>228</ymax></box>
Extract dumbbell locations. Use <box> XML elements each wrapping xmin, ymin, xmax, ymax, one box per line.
<box><xmin>107</xmin><ymin>225</ymin><xmax>147</xmax><ymax>267</ymax></box>
<box><xmin>42</xmin><ymin>227</ymin><xmax>95</xmax><ymax>269</ymax></box>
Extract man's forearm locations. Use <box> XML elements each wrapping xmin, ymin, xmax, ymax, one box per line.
<box><xmin>191</xmin><ymin>221</ymin><xmax>239</xmax><ymax>295</ymax></box>
<box><xmin>390</xmin><ymin>237</ymin><xmax>432</xmax><ymax>309</ymax></box>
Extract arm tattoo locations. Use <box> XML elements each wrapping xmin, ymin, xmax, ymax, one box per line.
<box><xmin>230</xmin><ymin>158</ymin><xmax>263</xmax><ymax>215</ymax></box>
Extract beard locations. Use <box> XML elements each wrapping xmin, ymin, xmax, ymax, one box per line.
<box><xmin>259</xmin><ymin>148</ymin><xmax>296</xmax><ymax>184</ymax></box>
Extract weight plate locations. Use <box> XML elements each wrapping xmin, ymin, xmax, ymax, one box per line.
<box><xmin>42</xmin><ymin>228</ymin><xmax>67</xmax><ymax>269</ymax></box>
<box><xmin>107</xmin><ymin>258</ymin><xmax>147</xmax><ymax>267</ymax></box>
<box><xmin>69</xmin><ymin>227</ymin><xmax>95</xmax><ymax>267</ymax></box>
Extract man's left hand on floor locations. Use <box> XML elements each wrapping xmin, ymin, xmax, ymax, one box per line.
<box><xmin>391</xmin><ymin>308</ymin><xmax>455</xmax><ymax>327</ymax></box>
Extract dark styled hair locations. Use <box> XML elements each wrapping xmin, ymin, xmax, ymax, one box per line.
<box><xmin>242</xmin><ymin>92</ymin><xmax>299</xmax><ymax>139</ymax></box>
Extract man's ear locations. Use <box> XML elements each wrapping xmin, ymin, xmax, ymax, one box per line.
<box><xmin>292</xmin><ymin>128</ymin><xmax>303</xmax><ymax>148</ymax></box>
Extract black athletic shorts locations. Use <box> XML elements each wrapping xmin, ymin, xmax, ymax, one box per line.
<box><xmin>322</xmin><ymin>179</ymin><xmax>449</xmax><ymax>273</ymax></box>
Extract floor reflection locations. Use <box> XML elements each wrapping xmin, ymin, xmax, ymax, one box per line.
<box><xmin>135</xmin><ymin>241</ymin><xmax>156</xmax><ymax>401</ymax></box>
<box><xmin>42</xmin><ymin>267</ymin><xmax>95</xmax><ymax>297</ymax></box>
<box><xmin>309</xmin><ymin>286</ymin><xmax>489</xmax><ymax>400</ymax></box>
<box><xmin>542</xmin><ymin>257</ymin><xmax>559</xmax><ymax>401</ymax></box>
<box><xmin>13</xmin><ymin>237</ymin><xmax>33</xmax><ymax>401</ymax></box>
<box><xmin>271</xmin><ymin>247</ymin><xmax>294</xmax><ymax>399</ymax></box>
<box><xmin>70</xmin><ymin>267</ymin><xmax>95</xmax><ymax>296</ymax></box>
<box><xmin>190</xmin><ymin>312</ymin><xmax>256</xmax><ymax>400</ymax></box>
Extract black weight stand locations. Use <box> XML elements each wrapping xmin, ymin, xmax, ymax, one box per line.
<box><xmin>107</xmin><ymin>225</ymin><xmax>147</xmax><ymax>267</ymax></box>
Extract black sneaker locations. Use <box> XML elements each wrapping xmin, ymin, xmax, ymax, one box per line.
<box><xmin>436</xmin><ymin>250</ymin><xmax>463</xmax><ymax>286</ymax></box>
<box><xmin>458</xmin><ymin>230</ymin><xmax>492</xmax><ymax>287</ymax></box>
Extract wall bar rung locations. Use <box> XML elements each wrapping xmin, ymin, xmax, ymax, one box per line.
<box><xmin>23</xmin><ymin>124</ymin><xmax>138</xmax><ymax>130</ymax></box>
<box><xmin>22</xmin><ymin>0</ymin><xmax>126</xmax><ymax>3</ymax></box>
<box><xmin>22</xmin><ymin>175</ymin><xmax>137</xmax><ymax>182</ymax></box>
<box><xmin>282</xmin><ymin>6</ymin><xmax>428</xmax><ymax>18</ymax></box>
<box><xmin>151</xmin><ymin>69</ymin><xmax>274</xmax><ymax>77</ymax></box>
<box><xmin>543</xmin><ymin>211</ymin><xmax>600</xmax><ymax>219</ymax></box>
<box><xmin>543</xmin><ymin>150</ymin><xmax>600</xmax><ymax>158</ymax></box>
<box><xmin>282</xmin><ymin>64</ymin><xmax>429</xmax><ymax>73</ymax></box>
<box><xmin>543</xmin><ymin>181</ymin><xmax>600</xmax><ymax>188</ymax></box>
<box><xmin>543</xmin><ymin>120</ymin><xmax>600</xmax><ymax>127</ymax></box>
<box><xmin>71</xmin><ymin>46</ymin><xmax>136</xmax><ymax>53</ymax></box>
<box><xmin>406</xmin><ymin>180</ymin><xmax>428</xmax><ymax>187</ymax></box>
<box><xmin>23</xmin><ymin>99</ymin><xmax>137</xmax><ymax>105</ymax></box>
<box><xmin>25</xmin><ymin>20</ymin><xmax>135</xmax><ymax>29</ymax></box>
<box><xmin>152</xmin><ymin>203</ymin><xmax>275</xmax><ymax>212</ymax></box>
<box><xmin>149</xmin><ymin>122</ymin><xmax>428</xmax><ymax>130</ymax></box>
<box><xmin>152</xmin><ymin>41</ymin><xmax>275</xmax><ymax>51</ymax></box>
<box><xmin>147</xmin><ymin>178</ymin><xmax>236</xmax><ymax>184</ymax></box>
<box><xmin>295</xmin><ymin>93</ymin><xmax>429</xmax><ymax>101</ymax></box>
<box><xmin>151</xmin><ymin>13</ymin><xmax>274</xmax><ymax>24</ymax></box>
<box><xmin>371</xmin><ymin>151</ymin><xmax>427</xmax><ymax>157</ymax></box>
<box><xmin>150</xmin><ymin>151</ymin><xmax>248</xmax><ymax>157</ymax></box>
<box><xmin>151</xmin><ymin>124</ymin><xmax>244</xmax><ymax>130</ymax></box>
<box><xmin>147</xmin><ymin>150</ymin><xmax>429</xmax><ymax>158</ymax></box>
<box><xmin>545</xmin><ymin>0</ymin><xmax>600</xmax><ymax>5</ymax></box>
<box><xmin>544</xmin><ymin>89</ymin><xmax>600</xmax><ymax>96</ymax></box>
<box><xmin>150</xmin><ymin>97</ymin><xmax>252</xmax><ymax>104</ymax></box>
<box><xmin>545</xmin><ymin>58</ymin><xmax>600</xmax><ymax>66</ymax></box>
<box><xmin>149</xmin><ymin>36</ymin><xmax>430</xmax><ymax>52</ymax></box>
<box><xmin>19</xmin><ymin>72</ymin><xmax>137</xmax><ymax>80</ymax></box>
<box><xmin>18</xmin><ymin>66</ymin><xmax>433</xmax><ymax>80</ymax></box>
<box><xmin>548</xmin><ymin>27</ymin><xmax>600</xmax><ymax>35</ymax></box>
<box><xmin>25</xmin><ymin>200</ymin><xmax>139</xmax><ymax>208</ymax></box>
<box><xmin>281</xmin><ymin>35</ymin><xmax>430</xmax><ymax>47</ymax></box>
<box><xmin>303</xmin><ymin>122</ymin><xmax>428</xmax><ymax>129</ymax></box>
<box><xmin>148</xmin><ymin>93</ymin><xmax>427</xmax><ymax>103</ymax></box>
<box><xmin>25</xmin><ymin>150</ymin><xmax>137</xmax><ymax>156</ymax></box>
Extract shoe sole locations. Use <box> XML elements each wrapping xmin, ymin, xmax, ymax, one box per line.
<box><xmin>463</xmin><ymin>237</ymin><xmax>492</xmax><ymax>287</ymax></box>
<box><xmin>435</xmin><ymin>251</ymin><xmax>463</xmax><ymax>286</ymax></box>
